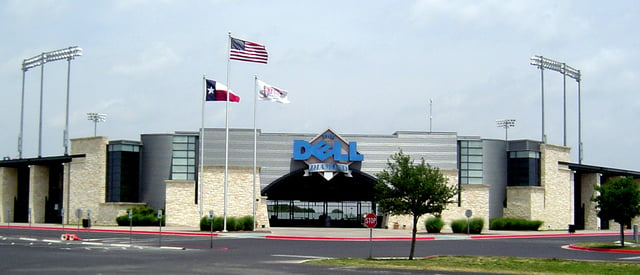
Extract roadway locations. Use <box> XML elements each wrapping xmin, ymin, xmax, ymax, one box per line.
<box><xmin>0</xmin><ymin>225</ymin><xmax>639</xmax><ymax>274</ymax></box>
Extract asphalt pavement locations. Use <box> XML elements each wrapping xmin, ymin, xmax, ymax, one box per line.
<box><xmin>1</xmin><ymin>222</ymin><xmax>636</xmax><ymax>242</ymax></box>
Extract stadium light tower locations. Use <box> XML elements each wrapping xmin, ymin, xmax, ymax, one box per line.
<box><xmin>19</xmin><ymin>46</ymin><xmax>82</xmax><ymax>158</ymax></box>
<box><xmin>530</xmin><ymin>55</ymin><xmax>582</xmax><ymax>163</ymax></box>
<box><xmin>496</xmin><ymin>119</ymin><xmax>516</xmax><ymax>151</ymax></box>
<box><xmin>86</xmin><ymin>113</ymin><xmax>107</xmax><ymax>136</ymax></box>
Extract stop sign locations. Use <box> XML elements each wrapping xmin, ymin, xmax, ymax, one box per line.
<box><xmin>364</xmin><ymin>213</ymin><xmax>377</xmax><ymax>228</ymax></box>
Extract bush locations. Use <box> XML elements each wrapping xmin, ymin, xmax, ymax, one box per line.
<box><xmin>116</xmin><ymin>206</ymin><xmax>165</xmax><ymax>226</ymax></box>
<box><xmin>425</xmin><ymin>217</ymin><xmax>444</xmax><ymax>233</ymax></box>
<box><xmin>490</xmin><ymin>218</ymin><xmax>544</xmax><ymax>231</ymax></box>
<box><xmin>199</xmin><ymin>216</ymin><xmax>254</xmax><ymax>231</ymax></box>
<box><xmin>450</xmin><ymin>219</ymin><xmax>466</xmax><ymax>233</ymax></box>
<box><xmin>451</xmin><ymin>218</ymin><xmax>484</xmax><ymax>234</ymax></box>
<box><xmin>239</xmin><ymin>216</ymin><xmax>254</xmax><ymax>231</ymax></box>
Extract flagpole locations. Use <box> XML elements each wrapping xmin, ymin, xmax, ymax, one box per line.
<box><xmin>252</xmin><ymin>75</ymin><xmax>258</xmax><ymax>230</ymax></box>
<box><xmin>198</xmin><ymin>75</ymin><xmax>206</xmax><ymax>219</ymax></box>
<box><xmin>223</xmin><ymin>32</ymin><xmax>231</xmax><ymax>232</ymax></box>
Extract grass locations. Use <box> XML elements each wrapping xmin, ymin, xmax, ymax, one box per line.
<box><xmin>575</xmin><ymin>241</ymin><xmax>640</xmax><ymax>251</ymax></box>
<box><xmin>307</xmin><ymin>256</ymin><xmax>640</xmax><ymax>274</ymax></box>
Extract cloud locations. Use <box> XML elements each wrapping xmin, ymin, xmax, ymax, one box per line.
<box><xmin>409</xmin><ymin>0</ymin><xmax>589</xmax><ymax>40</ymax></box>
<box><xmin>110</xmin><ymin>43</ymin><xmax>182</xmax><ymax>77</ymax></box>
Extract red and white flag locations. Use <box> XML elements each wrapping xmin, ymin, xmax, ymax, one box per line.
<box><xmin>257</xmin><ymin>80</ymin><xmax>290</xmax><ymax>104</ymax></box>
<box><xmin>205</xmin><ymin>79</ymin><xmax>240</xmax><ymax>102</ymax></box>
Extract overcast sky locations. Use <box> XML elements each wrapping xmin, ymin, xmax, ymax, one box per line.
<box><xmin>1</xmin><ymin>0</ymin><xmax>638</xmax><ymax>171</ymax></box>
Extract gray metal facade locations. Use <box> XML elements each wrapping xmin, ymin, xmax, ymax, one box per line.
<box><xmin>200</xmin><ymin>128</ymin><xmax>458</xmax><ymax>190</ymax></box>
<box><xmin>139</xmin><ymin>134</ymin><xmax>174</xmax><ymax>210</ymax></box>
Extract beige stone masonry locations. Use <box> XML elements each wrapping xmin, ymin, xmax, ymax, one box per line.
<box><xmin>29</xmin><ymin>165</ymin><xmax>49</xmax><ymax>223</ymax></box>
<box><xmin>0</xmin><ymin>167</ymin><xmax>18</xmax><ymax>223</ymax></box>
<box><xmin>384</xmin><ymin>169</ymin><xmax>490</xmax><ymax>232</ymax></box>
<box><xmin>165</xmin><ymin>166</ymin><xmax>269</xmax><ymax>228</ymax></box>
<box><xmin>66</xmin><ymin>136</ymin><xmax>109</xmax><ymax>224</ymax></box>
<box><xmin>503</xmin><ymin>144</ymin><xmax>572</xmax><ymax>230</ymax></box>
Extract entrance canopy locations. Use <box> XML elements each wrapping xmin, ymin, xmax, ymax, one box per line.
<box><xmin>262</xmin><ymin>168</ymin><xmax>378</xmax><ymax>202</ymax></box>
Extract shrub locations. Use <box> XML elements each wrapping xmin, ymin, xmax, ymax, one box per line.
<box><xmin>239</xmin><ymin>216</ymin><xmax>254</xmax><ymax>231</ymax></box>
<box><xmin>450</xmin><ymin>219</ymin><xmax>466</xmax><ymax>233</ymax></box>
<box><xmin>490</xmin><ymin>218</ymin><xmax>544</xmax><ymax>231</ymax></box>
<box><xmin>116</xmin><ymin>206</ymin><xmax>165</xmax><ymax>226</ymax></box>
<box><xmin>425</xmin><ymin>217</ymin><xmax>444</xmax><ymax>233</ymax></box>
<box><xmin>200</xmin><ymin>216</ymin><xmax>254</xmax><ymax>231</ymax></box>
<box><xmin>451</xmin><ymin>218</ymin><xmax>484</xmax><ymax>234</ymax></box>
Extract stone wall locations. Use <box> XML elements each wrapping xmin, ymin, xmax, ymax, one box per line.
<box><xmin>29</xmin><ymin>165</ymin><xmax>48</xmax><ymax>223</ymax></box>
<box><xmin>384</xmin><ymin>169</ymin><xmax>490</xmax><ymax>232</ymax></box>
<box><xmin>538</xmin><ymin>144</ymin><xmax>573</xmax><ymax>229</ymax></box>
<box><xmin>0</xmin><ymin>167</ymin><xmax>18</xmax><ymax>223</ymax></box>
<box><xmin>165</xmin><ymin>180</ymin><xmax>199</xmax><ymax>226</ymax></box>
<box><xmin>503</xmin><ymin>144</ymin><xmax>572</xmax><ymax>230</ymax></box>
<box><xmin>66</xmin><ymin>136</ymin><xmax>109</xmax><ymax>224</ymax></box>
<box><xmin>581</xmin><ymin>173</ymin><xmax>600</xmax><ymax>230</ymax></box>
<box><xmin>165</xmin><ymin>166</ymin><xmax>269</xmax><ymax>228</ymax></box>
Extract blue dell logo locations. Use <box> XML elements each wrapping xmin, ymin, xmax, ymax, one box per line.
<box><xmin>291</xmin><ymin>129</ymin><xmax>364</xmax><ymax>180</ymax></box>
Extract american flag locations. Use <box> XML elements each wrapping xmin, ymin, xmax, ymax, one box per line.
<box><xmin>229</xmin><ymin>37</ymin><xmax>268</xmax><ymax>64</ymax></box>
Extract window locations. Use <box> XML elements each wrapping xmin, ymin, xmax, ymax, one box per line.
<box><xmin>171</xmin><ymin>135</ymin><xmax>197</xmax><ymax>181</ymax></box>
<box><xmin>508</xmin><ymin>150</ymin><xmax>540</xmax><ymax>186</ymax></box>
<box><xmin>106</xmin><ymin>142</ymin><xmax>141</xmax><ymax>202</ymax></box>
<box><xmin>458</xmin><ymin>140</ymin><xmax>483</xmax><ymax>185</ymax></box>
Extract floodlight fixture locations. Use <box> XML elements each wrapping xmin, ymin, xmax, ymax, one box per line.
<box><xmin>87</xmin><ymin>113</ymin><xmax>107</xmax><ymax>136</ymax></box>
<box><xmin>530</xmin><ymin>55</ymin><xmax>583</xmax><ymax>163</ymax></box>
<box><xmin>18</xmin><ymin>46</ymin><xmax>83</xmax><ymax>158</ymax></box>
<box><xmin>496</xmin><ymin>119</ymin><xmax>516</xmax><ymax>151</ymax></box>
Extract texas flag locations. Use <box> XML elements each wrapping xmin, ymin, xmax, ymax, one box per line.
<box><xmin>205</xmin><ymin>79</ymin><xmax>240</xmax><ymax>102</ymax></box>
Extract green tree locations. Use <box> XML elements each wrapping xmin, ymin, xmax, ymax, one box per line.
<box><xmin>375</xmin><ymin>151</ymin><xmax>458</xmax><ymax>259</ymax></box>
<box><xmin>592</xmin><ymin>176</ymin><xmax>640</xmax><ymax>247</ymax></box>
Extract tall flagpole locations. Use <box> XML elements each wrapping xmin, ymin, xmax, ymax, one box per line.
<box><xmin>198</xmin><ymin>75</ymin><xmax>206</xmax><ymax>219</ymax></box>
<box><xmin>223</xmin><ymin>32</ymin><xmax>231</xmax><ymax>232</ymax></box>
<box><xmin>252</xmin><ymin>75</ymin><xmax>258</xmax><ymax>230</ymax></box>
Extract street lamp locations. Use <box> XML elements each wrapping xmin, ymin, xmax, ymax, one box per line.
<box><xmin>530</xmin><ymin>55</ymin><xmax>582</xmax><ymax>163</ymax></box>
<box><xmin>496</xmin><ymin>119</ymin><xmax>516</xmax><ymax>151</ymax></box>
<box><xmin>18</xmin><ymin>46</ymin><xmax>82</xmax><ymax>158</ymax></box>
<box><xmin>86</xmin><ymin>113</ymin><xmax>107</xmax><ymax>136</ymax></box>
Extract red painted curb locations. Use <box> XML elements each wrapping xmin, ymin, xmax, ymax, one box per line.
<box><xmin>266</xmin><ymin>236</ymin><xmax>435</xmax><ymax>241</ymax></box>
<box><xmin>471</xmin><ymin>232</ymin><xmax>622</xmax><ymax>239</ymax></box>
<box><xmin>568</xmin><ymin>244</ymin><xmax>640</xmax><ymax>254</ymax></box>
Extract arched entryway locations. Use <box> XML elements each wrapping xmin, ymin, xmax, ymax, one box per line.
<box><xmin>262</xmin><ymin>168</ymin><xmax>379</xmax><ymax>227</ymax></box>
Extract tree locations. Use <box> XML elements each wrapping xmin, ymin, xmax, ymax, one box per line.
<box><xmin>375</xmin><ymin>151</ymin><xmax>458</xmax><ymax>259</ymax></box>
<box><xmin>592</xmin><ymin>176</ymin><xmax>640</xmax><ymax>247</ymax></box>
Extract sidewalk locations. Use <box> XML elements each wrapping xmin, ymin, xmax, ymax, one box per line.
<box><xmin>0</xmin><ymin>223</ymin><xmax>632</xmax><ymax>241</ymax></box>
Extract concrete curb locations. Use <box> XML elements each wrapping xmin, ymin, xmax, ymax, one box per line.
<box><xmin>568</xmin><ymin>244</ymin><xmax>640</xmax><ymax>254</ymax></box>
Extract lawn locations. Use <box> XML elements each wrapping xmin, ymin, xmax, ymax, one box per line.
<box><xmin>308</xmin><ymin>256</ymin><xmax>640</xmax><ymax>274</ymax></box>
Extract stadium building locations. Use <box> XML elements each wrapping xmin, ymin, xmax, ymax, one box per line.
<box><xmin>1</xmin><ymin>127</ymin><xmax>639</xmax><ymax>231</ymax></box>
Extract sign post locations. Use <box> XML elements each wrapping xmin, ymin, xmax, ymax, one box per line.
<box><xmin>465</xmin><ymin>209</ymin><xmax>473</xmax><ymax>235</ymax></box>
<box><xmin>60</xmin><ymin>208</ymin><xmax>65</xmax><ymax>232</ymax></box>
<box><xmin>209</xmin><ymin>210</ymin><xmax>214</xmax><ymax>249</ymax></box>
<box><xmin>364</xmin><ymin>213</ymin><xmax>377</xmax><ymax>259</ymax></box>
<box><xmin>157</xmin><ymin>210</ymin><xmax>163</xmax><ymax>247</ymax></box>
<box><xmin>75</xmin><ymin>209</ymin><xmax>82</xmax><ymax>231</ymax></box>
<box><xmin>128</xmin><ymin>210</ymin><xmax>133</xmax><ymax>244</ymax></box>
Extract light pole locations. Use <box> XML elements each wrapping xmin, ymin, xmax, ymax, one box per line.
<box><xmin>496</xmin><ymin>119</ymin><xmax>516</xmax><ymax>151</ymax></box>
<box><xmin>530</xmin><ymin>55</ymin><xmax>582</xmax><ymax>163</ymax></box>
<box><xmin>19</xmin><ymin>46</ymin><xmax>82</xmax><ymax>158</ymax></box>
<box><xmin>86</xmin><ymin>113</ymin><xmax>107</xmax><ymax>136</ymax></box>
